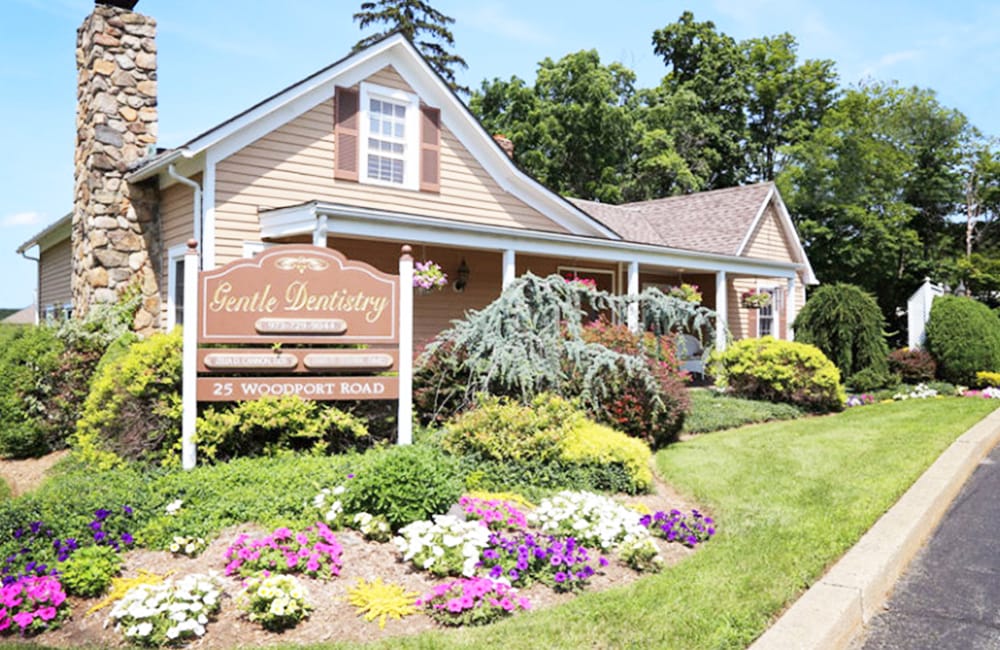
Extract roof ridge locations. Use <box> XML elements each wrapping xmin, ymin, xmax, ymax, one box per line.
<box><xmin>617</xmin><ymin>181</ymin><xmax>775</xmax><ymax>210</ymax></box>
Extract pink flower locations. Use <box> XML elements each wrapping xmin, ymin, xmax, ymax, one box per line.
<box><xmin>296</xmin><ymin>533</ymin><xmax>309</xmax><ymax>545</ymax></box>
<box><xmin>49</xmin><ymin>591</ymin><xmax>66</xmax><ymax>608</ymax></box>
<box><xmin>0</xmin><ymin>616</ymin><xmax>10</xmax><ymax>632</ymax></box>
<box><xmin>36</xmin><ymin>607</ymin><xmax>57</xmax><ymax>622</ymax></box>
<box><xmin>12</xmin><ymin>611</ymin><xmax>34</xmax><ymax>630</ymax></box>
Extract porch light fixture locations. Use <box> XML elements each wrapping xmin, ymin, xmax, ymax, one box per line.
<box><xmin>454</xmin><ymin>258</ymin><xmax>470</xmax><ymax>292</ymax></box>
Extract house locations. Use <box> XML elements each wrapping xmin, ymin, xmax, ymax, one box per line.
<box><xmin>17</xmin><ymin>1</ymin><xmax>817</xmax><ymax>352</ymax></box>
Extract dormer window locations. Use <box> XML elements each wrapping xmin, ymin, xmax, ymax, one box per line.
<box><xmin>334</xmin><ymin>82</ymin><xmax>440</xmax><ymax>193</ymax></box>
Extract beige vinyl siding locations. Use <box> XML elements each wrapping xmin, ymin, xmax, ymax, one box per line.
<box><xmin>158</xmin><ymin>174</ymin><xmax>199</xmax><ymax>325</ymax></box>
<box><xmin>39</xmin><ymin>239</ymin><xmax>72</xmax><ymax>311</ymax></box>
<box><xmin>744</xmin><ymin>205</ymin><xmax>795</xmax><ymax>262</ymax></box>
<box><xmin>213</xmin><ymin>65</ymin><xmax>567</xmax><ymax>267</ymax></box>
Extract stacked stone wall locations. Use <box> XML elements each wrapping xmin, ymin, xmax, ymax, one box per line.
<box><xmin>73</xmin><ymin>4</ymin><xmax>161</xmax><ymax>334</ymax></box>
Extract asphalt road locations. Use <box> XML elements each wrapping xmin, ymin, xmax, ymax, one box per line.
<box><xmin>857</xmin><ymin>443</ymin><xmax>1000</xmax><ymax>649</ymax></box>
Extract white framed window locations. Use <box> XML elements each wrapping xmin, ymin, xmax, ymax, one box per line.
<box><xmin>756</xmin><ymin>285</ymin><xmax>785</xmax><ymax>338</ymax></box>
<box><xmin>167</xmin><ymin>244</ymin><xmax>188</xmax><ymax>331</ymax></box>
<box><xmin>359</xmin><ymin>82</ymin><xmax>420</xmax><ymax>190</ymax></box>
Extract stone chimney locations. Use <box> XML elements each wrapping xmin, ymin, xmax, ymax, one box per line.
<box><xmin>72</xmin><ymin>0</ymin><xmax>160</xmax><ymax>334</ymax></box>
<box><xmin>493</xmin><ymin>134</ymin><xmax>514</xmax><ymax>159</ymax></box>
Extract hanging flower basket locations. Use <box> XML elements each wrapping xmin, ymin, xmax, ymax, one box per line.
<box><xmin>741</xmin><ymin>289</ymin><xmax>771</xmax><ymax>309</ymax></box>
<box><xmin>413</xmin><ymin>260</ymin><xmax>448</xmax><ymax>292</ymax></box>
<box><xmin>667</xmin><ymin>283</ymin><xmax>702</xmax><ymax>304</ymax></box>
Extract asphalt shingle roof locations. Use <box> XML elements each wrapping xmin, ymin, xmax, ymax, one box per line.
<box><xmin>570</xmin><ymin>182</ymin><xmax>775</xmax><ymax>255</ymax></box>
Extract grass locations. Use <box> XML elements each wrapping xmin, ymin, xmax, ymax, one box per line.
<box><xmin>299</xmin><ymin>397</ymin><xmax>995</xmax><ymax>650</ymax></box>
<box><xmin>683</xmin><ymin>388</ymin><xmax>803</xmax><ymax>434</ymax></box>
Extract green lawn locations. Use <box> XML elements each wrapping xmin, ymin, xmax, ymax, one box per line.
<box><xmin>305</xmin><ymin>397</ymin><xmax>996</xmax><ymax>650</ymax></box>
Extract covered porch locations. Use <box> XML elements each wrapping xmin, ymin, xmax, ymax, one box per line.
<box><xmin>257</xmin><ymin>201</ymin><xmax>806</xmax><ymax>350</ymax></box>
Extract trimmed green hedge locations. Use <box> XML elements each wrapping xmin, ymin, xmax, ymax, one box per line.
<box><xmin>925</xmin><ymin>295</ymin><xmax>1000</xmax><ymax>385</ymax></box>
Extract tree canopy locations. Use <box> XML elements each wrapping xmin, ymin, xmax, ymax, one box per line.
<box><xmin>353</xmin><ymin>0</ymin><xmax>469</xmax><ymax>94</ymax></box>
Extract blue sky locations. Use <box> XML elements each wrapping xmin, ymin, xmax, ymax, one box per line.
<box><xmin>1</xmin><ymin>0</ymin><xmax>998</xmax><ymax>309</ymax></box>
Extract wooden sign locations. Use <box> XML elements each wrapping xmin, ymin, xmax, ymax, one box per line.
<box><xmin>197</xmin><ymin>376</ymin><xmax>399</xmax><ymax>401</ymax></box>
<box><xmin>198</xmin><ymin>245</ymin><xmax>398</xmax><ymax>344</ymax></box>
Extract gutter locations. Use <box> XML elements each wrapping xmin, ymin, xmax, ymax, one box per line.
<box><xmin>166</xmin><ymin>164</ymin><xmax>203</xmax><ymax>268</ymax></box>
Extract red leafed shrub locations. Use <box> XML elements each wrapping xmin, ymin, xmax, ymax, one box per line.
<box><xmin>580</xmin><ymin>319</ymin><xmax>690</xmax><ymax>448</ymax></box>
<box><xmin>887</xmin><ymin>348</ymin><xmax>937</xmax><ymax>383</ymax></box>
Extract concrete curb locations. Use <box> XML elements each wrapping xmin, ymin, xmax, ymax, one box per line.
<box><xmin>748</xmin><ymin>405</ymin><xmax>1000</xmax><ymax>650</ymax></box>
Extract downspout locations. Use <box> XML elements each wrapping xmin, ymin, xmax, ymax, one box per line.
<box><xmin>18</xmin><ymin>247</ymin><xmax>40</xmax><ymax>324</ymax></box>
<box><xmin>166</xmin><ymin>164</ymin><xmax>203</xmax><ymax>269</ymax></box>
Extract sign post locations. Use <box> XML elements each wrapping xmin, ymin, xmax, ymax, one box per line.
<box><xmin>398</xmin><ymin>245</ymin><xmax>413</xmax><ymax>445</ymax></box>
<box><xmin>181</xmin><ymin>239</ymin><xmax>199</xmax><ymax>470</ymax></box>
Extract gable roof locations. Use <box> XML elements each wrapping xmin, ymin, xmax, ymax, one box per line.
<box><xmin>571</xmin><ymin>182</ymin><xmax>817</xmax><ymax>283</ymax></box>
<box><xmin>126</xmin><ymin>33</ymin><xmax>618</xmax><ymax>240</ymax></box>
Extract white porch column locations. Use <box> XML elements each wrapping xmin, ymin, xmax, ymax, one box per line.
<box><xmin>312</xmin><ymin>214</ymin><xmax>328</xmax><ymax>247</ymax></box>
<box><xmin>502</xmin><ymin>249</ymin><xmax>516</xmax><ymax>288</ymax></box>
<box><xmin>398</xmin><ymin>246</ymin><xmax>414</xmax><ymax>445</ymax></box>
<box><xmin>786</xmin><ymin>276</ymin><xmax>796</xmax><ymax>341</ymax></box>
<box><xmin>715</xmin><ymin>271</ymin><xmax>728</xmax><ymax>351</ymax></box>
<box><xmin>627</xmin><ymin>260</ymin><xmax>640</xmax><ymax>332</ymax></box>
<box><xmin>181</xmin><ymin>239</ymin><xmax>199</xmax><ymax>470</ymax></box>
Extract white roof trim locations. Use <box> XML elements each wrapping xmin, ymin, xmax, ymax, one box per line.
<box><xmin>17</xmin><ymin>213</ymin><xmax>71</xmax><ymax>254</ymax></box>
<box><xmin>260</xmin><ymin>201</ymin><xmax>807</xmax><ymax>280</ymax></box>
<box><xmin>128</xmin><ymin>34</ymin><xmax>616</xmax><ymax>240</ymax></box>
<box><xmin>735</xmin><ymin>185</ymin><xmax>818</xmax><ymax>285</ymax></box>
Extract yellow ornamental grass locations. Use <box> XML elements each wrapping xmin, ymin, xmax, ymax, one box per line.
<box><xmin>87</xmin><ymin>569</ymin><xmax>171</xmax><ymax>616</ymax></box>
<box><xmin>347</xmin><ymin>578</ymin><xmax>419</xmax><ymax>629</ymax></box>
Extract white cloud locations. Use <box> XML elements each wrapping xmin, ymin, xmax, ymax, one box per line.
<box><xmin>1</xmin><ymin>212</ymin><xmax>45</xmax><ymax>228</ymax></box>
<box><xmin>460</xmin><ymin>4</ymin><xmax>550</xmax><ymax>45</ymax></box>
<box><xmin>860</xmin><ymin>49</ymin><xmax>921</xmax><ymax>79</ymax></box>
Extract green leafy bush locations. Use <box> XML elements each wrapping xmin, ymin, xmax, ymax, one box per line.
<box><xmin>444</xmin><ymin>394</ymin><xmax>653</xmax><ymax>494</ymax></box>
<box><xmin>59</xmin><ymin>545</ymin><xmax>123</xmax><ymax>597</ymax></box>
<box><xmin>72</xmin><ymin>330</ymin><xmax>183</xmax><ymax>468</ymax></box>
<box><xmin>0</xmin><ymin>326</ymin><xmax>66</xmax><ymax>457</ymax></box>
<box><xmin>710</xmin><ymin>337</ymin><xmax>845</xmax><ymax>412</ymax></box>
<box><xmin>441</xmin><ymin>394</ymin><xmax>572</xmax><ymax>463</ymax></box>
<box><xmin>341</xmin><ymin>444</ymin><xmax>464</xmax><ymax>532</ymax></box>
<box><xmin>888</xmin><ymin>348</ymin><xmax>937</xmax><ymax>383</ymax></box>
<box><xmin>193</xmin><ymin>396</ymin><xmax>369</xmax><ymax>463</ymax></box>
<box><xmin>847</xmin><ymin>367</ymin><xmax>896</xmax><ymax>393</ymax></box>
<box><xmin>683</xmin><ymin>390</ymin><xmax>803</xmax><ymax>435</ymax></box>
<box><xmin>414</xmin><ymin>274</ymin><xmax>708</xmax><ymax>431</ymax></box>
<box><xmin>793</xmin><ymin>283</ymin><xmax>891</xmax><ymax>384</ymax></box>
<box><xmin>925</xmin><ymin>295</ymin><xmax>1000</xmax><ymax>385</ymax></box>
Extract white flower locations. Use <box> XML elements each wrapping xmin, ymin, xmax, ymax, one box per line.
<box><xmin>165</xmin><ymin>499</ymin><xmax>184</xmax><ymax>515</ymax></box>
<box><xmin>136</xmin><ymin>622</ymin><xmax>153</xmax><ymax>637</ymax></box>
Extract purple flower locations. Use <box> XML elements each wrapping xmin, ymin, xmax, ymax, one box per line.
<box><xmin>120</xmin><ymin>532</ymin><xmax>134</xmax><ymax>546</ymax></box>
<box><xmin>553</xmin><ymin>571</ymin><xmax>567</xmax><ymax>583</ymax></box>
<box><xmin>122</xmin><ymin>505</ymin><xmax>134</xmax><ymax>516</ymax></box>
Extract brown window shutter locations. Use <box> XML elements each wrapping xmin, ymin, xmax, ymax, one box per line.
<box><xmin>334</xmin><ymin>86</ymin><xmax>359</xmax><ymax>181</ymax></box>
<box><xmin>419</xmin><ymin>104</ymin><xmax>441</xmax><ymax>193</ymax></box>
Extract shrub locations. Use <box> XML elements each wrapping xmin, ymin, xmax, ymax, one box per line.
<box><xmin>443</xmin><ymin>394</ymin><xmax>653</xmax><ymax>494</ymax></box>
<box><xmin>441</xmin><ymin>394</ymin><xmax>574</xmax><ymax>463</ymax></box>
<box><xmin>710</xmin><ymin>337</ymin><xmax>845</xmax><ymax>412</ymax></box>
<box><xmin>0</xmin><ymin>294</ymin><xmax>141</xmax><ymax>459</ymax></box>
<box><xmin>975</xmin><ymin>371</ymin><xmax>1000</xmax><ymax>388</ymax></box>
<box><xmin>888</xmin><ymin>348</ymin><xmax>937</xmax><ymax>383</ymax></box>
<box><xmin>793</xmin><ymin>283</ymin><xmax>891</xmax><ymax>382</ymax></box>
<box><xmin>341</xmin><ymin>445</ymin><xmax>464</xmax><ymax>531</ymax></box>
<box><xmin>560</xmin><ymin>421</ymin><xmax>653</xmax><ymax>493</ymax></box>
<box><xmin>72</xmin><ymin>330</ymin><xmax>183</xmax><ymax>468</ymax></box>
<box><xmin>0</xmin><ymin>326</ymin><xmax>65</xmax><ymax>458</ymax></box>
<box><xmin>925</xmin><ymin>295</ymin><xmax>1000</xmax><ymax>385</ymax></box>
<box><xmin>414</xmin><ymin>274</ymin><xmax>708</xmax><ymax>431</ymax></box>
<box><xmin>579</xmin><ymin>319</ymin><xmax>690</xmax><ymax>447</ymax></box>
<box><xmin>59</xmin><ymin>545</ymin><xmax>122</xmax><ymax>598</ymax></box>
<box><xmin>193</xmin><ymin>396</ymin><xmax>369</xmax><ymax>463</ymax></box>
<box><xmin>846</xmin><ymin>367</ymin><xmax>896</xmax><ymax>393</ymax></box>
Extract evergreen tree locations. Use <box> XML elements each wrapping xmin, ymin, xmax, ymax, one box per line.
<box><xmin>353</xmin><ymin>0</ymin><xmax>469</xmax><ymax>94</ymax></box>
